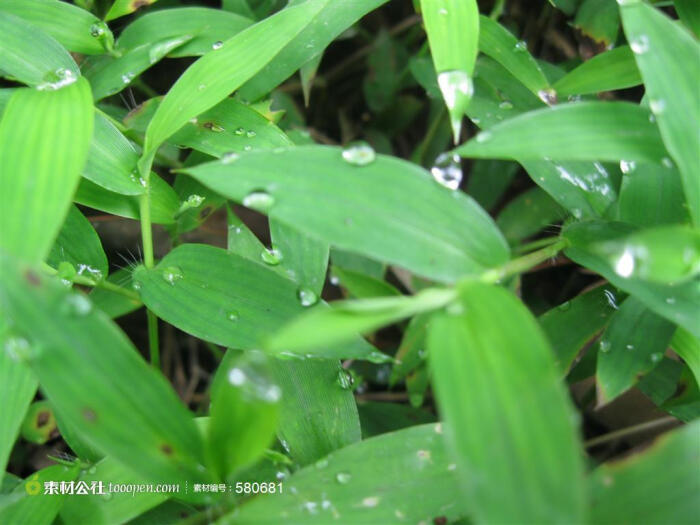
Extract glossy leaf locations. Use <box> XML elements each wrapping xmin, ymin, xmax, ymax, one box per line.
<box><xmin>0</xmin><ymin>0</ymin><xmax>113</xmax><ymax>55</ymax></box>
<box><xmin>116</xmin><ymin>7</ymin><xmax>252</xmax><ymax>56</ymax></box>
<box><xmin>389</xmin><ymin>313</ymin><xmax>430</xmax><ymax>386</ymax></box>
<box><xmin>183</xmin><ymin>146</ymin><xmax>510</xmax><ymax>283</ymax></box>
<box><xmin>420</xmin><ymin>0</ymin><xmax>479</xmax><ymax>140</ymax></box>
<box><xmin>89</xmin><ymin>269</ymin><xmax>143</xmax><ymax>319</ymax></box>
<box><xmin>224</xmin><ymin>424</ymin><xmax>463</xmax><ymax>524</ymax></box>
<box><xmin>47</xmin><ymin>205</ymin><xmax>108</xmax><ymax>279</ymax></box>
<box><xmin>428</xmin><ymin>282</ymin><xmax>584</xmax><ymax>523</ymax></box>
<box><xmin>573</xmin><ymin>0</ymin><xmax>619</xmax><ymax>46</ymax></box>
<box><xmin>671</xmin><ymin>328</ymin><xmax>700</xmax><ymax>386</ymax></box>
<box><xmin>0</xmin><ymin>254</ymin><xmax>208</xmax><ymax>493</ymax></box>
<box><xmin>564</xmin><ymin>221</ymin><xmax>700</xmax><ymax>338</ymax></box>
<box><xmin>553</xmin><ymin>46</ymin><xmax>641</xmax><ymax>97</ymax></box>
<box><xmin>105</xmin><ymin>0</ymin><xmax>158</xmax><ymax>21</ymax></box>
<box><xmin>497</xmin><ymin>187</ymin><xmax>564</xmax><ymax>244</ymax></box>
<box><xmin>456</xmin><ymin>102</ymin><xmax>668</xmax><ymax>165</ymax></box>
<box><xmin>588</xmin><ymin>422</ymin><xmax>700</xmax><ymax>524</ymax></box>
<box><xmin>596</xmin><ymin>297</ymin><xmax>676</xmax><ymax>403</ymax></box>
<box><xmin>0</xmin><ymin>12</ymin><xmax>78</xmax><ymax>88</ymax></box>
<box><xmin>133</xmin><ymin>243</ymin><xmax>377</xmax><ymax>360</ymax></box>
<box><xmin>0</xmin><ymin>79</ymin><xmax>93</xmax><ymax>263</ymax></box>
<box><xmin>621</xmin><ymin>2</ymin><xmax>700</xmax><ymax>225</ymax></box>
<box><xmin>142</xmin><ymin>0</ymin><xmax>326</xmax><ymax>159</ymax></box>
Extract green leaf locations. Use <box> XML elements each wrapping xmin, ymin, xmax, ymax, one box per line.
<box><xmin>0</xmin><ymin>254</ymin><xmax>208</xmax><ymax>493</ymax></box>
<box><xmin>0</xmin><ymin>79</ymin><xmax>93</xmax><ymax>263</ymax></box>
<box><xmin>224</xmin><ymin>424</ymin><xmax>463</xmax><ymax>524</ymax></box>
<box><xmin>538</xmin><ymin>283</ymin><xmax>618</xmax><ymax>373</ymax></box>
<box><xmin>0</xmin><ymin>345</ymin><xmax>37</xmax><ymax>486</ymax></box>
<box><xmin>267</xmin><ymin>288</ymin><xmax>455</xmax><ymax>354</ymax></box>
<box><xmin>74</xmin><ymin>174</ymin><xmax>179</xmax><ymax>225</ymax></box>
<box><xmin>0</xmin><ymin>0</ymin><xmax>114</xmax><ymax>55</ymax></box>
<box><xmin>238</xmin><ymin>0</ymin><xmax>387</xmax><ymax>101</ymax></box>
<box><xmin>675</xmin><ymin>0</ymin><xmax>700</xmax><ymax>37</ymax></box>
<box><xmin>420</xmin><ymin>0</ymin><xmax>479</xmax><ymax>140</ymax></box>
<box><xmin>617</xmin><ymin>162</ymin><xmax>690</xmax><ymax>227</ymax></box>
<box><xmin>497</xmin><ymin>187</ymin><xmax>564</xmax><ymax>244</ymax></box>
<box><xmin>478</xmin><ymin>15</ymin><xmax>550</xmax><ymax>96</ymax></box>
<box><xmin>621</xmin><ymin>2</ymin><xmax>700</xmax><ymax>225</ymax></box>
<box><xmin>183</xmin><ymin>146</ymin><xmax>509</xmax><ymax>283</ymax></box>
<box><xmin>573</xmin><ymin>0</ymin><xmax>620</xmax><ymax>46</ymax></box>
<box><xmin>428</xmin><ymin>282</ymin><xmax>585</xmax><ymax>523</ymax></box>
<box><xmin>84</xmin><ymin>112</ymin><xmax>143</xmax><ymax>195</ymax></box>
<box><xmin>142</xmin><ymin>0</ymin><xmax>326</xmax><ymax>159</ymax></box>
<box><xmin>207</xmin><ymin>352</ymin><xmax>279</xmax><ymax>479</ymax></box>
<box><xmin>270</xmin><ymin>221</ymin><xmax>329</xmax><ymax>295</ymax></box>
<box><xmin>357</xmin><ymin>402</ymin><xmax>435</xmax><ymax>438</ymax></box>
<box><xmin>134</xmin><ymin>244</ymin><xmax>377</xmax><ymax>360</ymax></box>
<box><xmin>47</xmin><ymin>205</ymin><xmax>108</xmax><ymax>279</ymax></box>
<box><xmin>548</xmin><ymin>0</ymin><xmax>580</xmax><ymax>16</ymax></box>
<box><xmin>588</xmin><ymin>421</ymin><xmax>700</xmax><ymax>524</ymax></box>
<box><xmin>596</xmin><ymin>297</ymin><xmax>676</xmax><ymax>403</ymax></box>
<box><xmin>564</xmin><ymin>221</ymin><xmax>700</xmax><ymax>338</ymax></box>
<box><xmin>456</xmin><ymin>102</ymin><xmax>668</xmax><ymax>165</ymax></box>
<box><xmin>0</xmin><ymin>12</ymin><xmax>78</xmax><ymax>88</ymax></box>
<box><xmin>89</xmin><ymin>269</ymin><xmax>143</xmax><ymax>319</ymax></box>
<box><xmin>465</xmin><ymin>159</ymin><xmax>519</xmax><ymax>211</ymax></box>
<box><xmin>670</xmin><ymin>328</ymin><xmax>700</xmax><ymax>387</ymax></box>
<box><xmin>553</xmin><ymin>46</ymin><xmax>641</xmax><ymax>96</ymax></box>
<box><xmin>115</xmin><ymin>7</ymin><xmax>253</xmax><ymax>57</ymax></box>
<box><xmin>390</xmin><ymin>313</ymin><xmax>430</xmax><ymax>386</ymax></box>
<box><xmin>105</xmin><ymin>0</ymin><xmax>158</xmax><ymax>22</ymax></box>
<box><xmin>330</xmin><ymin>266</ymin><xmax>401</xmax><ymax>299</ymax></box>
<box><xmin>59</xmin><ymin>457</ymin><xmax>168</xmax><ymax>525</ymax></box>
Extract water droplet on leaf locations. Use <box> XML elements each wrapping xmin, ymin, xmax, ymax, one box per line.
<box><xmin>212</xmin><ymin>41</ymin><xmax>223</xmax><ymax>50</ymax></box>
<box><xmin>243</xmin><ymin>190</ymin><xmax>274</xmax><ymax>213</ymax></box>
<box><xmin>437</xmin><ymin>70</ymin><xmax>473</xmax><ymax>141</ymax></box>
<box><xmin>430</xmin><ymin>153</ymin><xmax>462</xmax><ymax>190</ymax></box>
<box><xmin>630</xmin><ymin>35</ymin><xmax>649</xmax><ymax>55</ymax></box>
<box><xmin>61</xmin><ymin>293</ymin><xmax>92</xmax><ymax>317</ymax></box>
<box><xmin>161</xmin><ymin>266</ymin><xmax>184</xmax><ymax>285</ymax></box>
<box><xmin>221</xmin><ymin>152</ymin><xmax>239</xmax><ymax>164</ymax></box>
<box><xmin>335</xmin><ymin>472</ymin><xmax>351</xmax><ymax>484</ymax></box>
<box><xmin>341</xmin><ymin>142</ymin><xmax>376</xmax><ymax>166</ymax></box>
<box><xmin>260</xmin><ymin>248</ymin><xmax>283</xmax><ymax>266</ymax></box>
<box><xmin>297</xmin><ymin>287</ymin><xmax>318</xmax><ymax>307</ymax></box>
<box><xmin>337</xmin><ymin>369</ymin><xmax>354</xmax><ymax>390</ymax></box>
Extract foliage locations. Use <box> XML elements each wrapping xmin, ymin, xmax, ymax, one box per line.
<box><xmin>0</xmin><ymin>0</ymin><xmax>698</xmax><ymax>523</ymax></box>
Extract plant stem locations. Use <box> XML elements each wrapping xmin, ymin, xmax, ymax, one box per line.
<box><xmin>147</xmin><ymin>310</ymin><xmax>160</xmax><ymax>369</ymax></box>
<box><xmin>481</xmin><ymin>238</ymin><xmax>569</xmax><ymax>284</ymax></box>
<box><xmin>514</xmin><ymin>235</ymin><xmax>561</xmax><ymax>254</ymax></box>
<box><xmin>41</xmin><ymin>263</ymin><xmax>140</xmax><ymax>301</ymax></box>
<box><xmin>490</xmin><ymin>0</ymin><xmax>505</xmax><ymax>20</ymax></box>
<box><xmin>584</xmin><ymin>417</ymin><xmax>678</xmax><ymax>448</ymax></box>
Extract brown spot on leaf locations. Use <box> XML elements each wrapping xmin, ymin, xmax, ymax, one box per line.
<box><xmin>82</xmin><ymin>408</ymin><xmax>97</xmax><ymax>422</ymax></box>
<box><xmin>37</xmin><ymin>411</ymin><xmax>50</xmax><ymax>427</ymax></box>
<box><xmin>25</xmin><ymin>270</ymin><xmax>41</xmax><ymax>286</ymax></box>
<box><xmin>433</xmin><ymin>517</ymin><xmax>447</xmax><ymax>525</ymax></box>
<box><xmin>160</xmin><ymin>443</ymin><xmax>174</xmax><ymax>456</ymax></box>
<box><xmin>198</xmin><ymin>206</ymin><xmax>212</xmax><ymax>220</ymax></box>
<box><xmin>131</xmin><ymin>0</ymin><xmax>151</xmax><ymax>9</ymax></box>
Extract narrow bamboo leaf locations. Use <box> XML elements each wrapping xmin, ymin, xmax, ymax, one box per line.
<box><xmin>142</xmin><ymin>0</ymin><xmax>326</xmax><ymax>158</ymax></box>
<box><xmin>83</xmin><ymin>35</ymin><xmax>194</xmax><ymax>101</ymax></box>
<box><xmin>661</xmin><ymin>366</ymin><xmax>700</xmax><ymax>421</ymax></box>
<box><xmin>0</xmin><ymin>347</ymin><xmax>37</xmax><ymax>486</ymax></box>
<box><xmin>675</xmin><ymin>0</ymin><xmax>700</xmax><ymax>36</ymax></box>
<box><xmin>59</xmin><ymin>457</ymin><xmax>168</xmax><ymax>525</ymax></box>
<box><xmin>183</xmin><ymin>146</ymin><xmax>510</xmax><ymax>283</ymax></box>
<box><xmin>115</xmin><ymin>7</ymin><xmax>253</xmax><ymax>57</ymax></box>
<box><xmin>174</xmin><ymin>167</ymin><xmax>227</xmax><ymax>234</ymax></box>
<box><xmin>0</xmin><ymin>0</ymin><xmax>113</xmax><ymax>55</ymax></box>
<box><xmin>618</xmin><ymin>162</ymin><xmax>690</xmax><ymax>227</ymax></box>
<box><xmin>0</xmin><ymin>79</ymin><xmax>93</xmax><ymax>263</ymax></box>
<box><xmin>478</xmin><ymin>15</ymin><xmax>550</xmax><ymax>96</ymax></box>
<box><xmin>0</xmin><ymin>13</ymin><xmax>78</xmax><ymax>88</ymax></box>
<box><xmin>270</xmin><ymin>221</ymin><xmax>329</xmax><ymax>296</ymax></box>
<box><xmin>553</xmin><ymin>46</ymin><xmax>641</xmax><ymax>96</ymax></box>
<box><xmin>0</xmin><ymin>254</ymin><xmax>208</xmax><ymax>493</ymax></box>
<box><xmin>456</xmin><ymin>102</ymin><xmax>668</xmax><ymax>165</ymax></box>
<box><xmin>331</xmin><ymin>266</ymin><xmax>401</xmax><ymax>299</ymax></box>
<box><xmin>389</xmin><ymin>313</ymin><xmax>430</xmax><ymax>386</ymax></box>
<box><xmin>548</xmin><ymin>0</ymin><xmax>579</xmax><ymax>15</ymax></box>
<box><xmin>267</xmin><ymin>288</ymin><xmax>456</xmax><ymax>354</ymax></box>
<box><xmin>47</xmin><ymin>205</ymin><xmax>108</xmax><ymax>279</ymax></box>
<box><xmin>74</xmin><ymin>174</ymin><xmax>179</xmax><ymax>225</ymax></box>
<box><xmin>358</xmin><ymin>402</ymin><xmax>435</xmax><ymax>438</ymax></box>
<box><xmin>20</xmin><ymin>401</ymin><xmax>56</xmax><ymax>444</ymax></box>
<box><xmin>207</xmin><ymin>352</ymin><xmax>279</xmax><ymax>479</ymax></box>
<box><xmin>222</xmin><ymin>0</ymin><xmax>256</xmax><ymax>19</ymax></box>
<box><xmin>170</xmin><ymin>98</ymin><xmax>293</xmax><ymax>158</ymax></box>
<box><xmin>621</xmin><ymin>2</ymin><xmax>700</xmax><ymax>225</ymax></box>
<box><xmin>465</xmin><ymin>159</ymin><xmax>519</xmax><ymax>211</ymax></box>
<box><xmin>638</xmin><ymin>357</ymin><xmax>684</xmax><ymax>406</ymax></box>
<box><xmin>597</xmin><ymin>297</ymin><xmax>676</xmax><ymax>403</ymax></box>
<box><xmin>573</xmin><ymin>0</ymin><xmax>619</xmax><ymax>45</ymax></box>
<box><xmin>222</xmin><ymin>424</ymin><xmax>463</xmax><ymax>524</ymax></box>
<box><xmin>105</xmin><ymin>0</ymin><xmax>158</xmax><ymax>21</ymax></box>
<box><xmin>497</xmin><ymin>187</ymin><xmax>564</xmax><ymax>243</ymax></box>
<box><xmin>564</xmin><ymin>221</ymin><xmax>700</xmax><ymax>338</ymax></box>
<box><xmin>588</xmin><ymin>422</ymin><xmax>700</xmax><ymax>524</ymax></box>
<box><xmin>331</xmin><ymin>250</ymin><xmax>385</xmax><ymax>280</ymax></box>
<box><xmin>238</xmin><ymin>0</ymin><xmax>388</xmax><ymax>101</ymax></box>
<box><xmin>0</xmin><ymin>89</ymin><xmax>15</xmax><ymax>116</ymax></box>
<box><xmin>671</xmin><ymin>328</ymin><xmax>700</xmax><ymax>386</ymax></box>
<box><xmin>300</xmin><ymin>54</ymin><xmax>323</xmax><ymax>106</ymax></box>
<box><xmin>428</xmin><ymin>282</ymin><xmax>585</xmax><ymax>523</ymax></box>
<box><xmin>134</xmin><ymin>244</ymin><xmax>378</xmax><ymax>360</ymax></box>
<box><xmin>0</xmin><ymin>464</ymin><xmax>79</xmax><ymax>525</ymax></box>
<box><xmin>84</xmin><ymin>112</ymin><xmax>143</xmax><ymax>195</ymax></box>
<box><xmin>539</xmin><ymin>283</ymin><xmax>618</xmax><ymax>373</ymax></box>
<box><xmin>420</xmin><ymin>0</ymin><xmax>479</xmax><ymax>140</ymax></box>
<box><xmin>89</xmin><ymin>269</ymin><xmax>143</xmax><ymax>319</ymax></box>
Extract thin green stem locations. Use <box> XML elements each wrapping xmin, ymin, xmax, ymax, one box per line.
<box><xmin>139</xmin><ymin>193</ymin><xmax>155</xmax><ymax>269</ymax></box>
<box><xmin>584</xmin><ymin>417</ymin><xmax>678</xmax><ymax>448</ymax></box>
<box><xmin>514</xmin><ymin>235</ymin><xmax>561</xmax><ymax>255</ymax></box>
<box><xmin>490</xmin><ymin>0</ymin><xmax>505</xmax><ymax>20</ymax></box>
<box><xmin>147</xmin><ymin>310</ymin><xmax>160</xmax><ymax>369</ymax></box>
<box><xmin>480</xmin><ymin>238</ymin><xmax>569</xmax><ymax>284</ymax></box>
<box><xmin>41</xmin><ymin>263</ymin><xmax>140</xmax><ymax>301</ymax></box>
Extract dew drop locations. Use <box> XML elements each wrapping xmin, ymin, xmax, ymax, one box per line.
<box><xmin>599</xmin><ymin>340</ymin><xmax>611</xmax><ymax>353</ymax></box>
<box><xmin>87</xmin><ymin>466</ymin><xmax>97</xmax><ymax>475</ymax></box>
<box><xmin>61</xmin><ymin>293</ymin><xmax>92</xmax><ymax>317</ymax></box>
<box><xmin>498</xmin><ymin>100</ymin><xmax>514</xmax><ymax>110</ymax></box>
<box><xmin>221</xmin><ymin>152</ymin><xmax>239</xmax><ymax>164</ymax></box>
<box><xmin>630</xmin><ymin>35</ymin><xmax>649</xmax><ymax>55</ymax></box>
<box><xmin>537</xmin><ymin>88</ymin><xmax>557</xmax><ymax>106</ymax></box>
<box><xmin>203</xmin><ymin>122</ymin><xmax>224</xmax><ymax>132</ymax></box>
<box><xmin>557</xmin><ymin>300</ymin><xmax>572</xmax><ymax>312</ymax></box>
<box><xmin>619</xmin><ymin>160</ymin><xmax>636</xmax><ymax>174</ymax></box>
<box><xmin>335</xmin><ymin>472</ymin><xmax>351</xmax><ymax>484</ymax></box>
<box><xmin>234</xmin><ymin>127</ymin><xmax>245</xmax><ymax>136</ymax></box>
<box><xmin>244</xmin><ymin>145</ymin><xmax>252</xmax><ymax>151</ymax></box>
<box><xmin>650</xmin><ymin>352</ymin><xmax>663</xmax><ymax>363</ymax></box>
<box><xmin>514</xmin><ymin>40</ymin><xmax>528</xmax><ymax>52</ymax></box>
<box><xmin>90</xmin><ymin>23</ymin><xmax>106</xmax><ymax>38</ymax></box>
<box><xmin>243</xmin><ymin>190</ymin><xmax>274</xmax><ymax>213</ymax></box>
<box><xmin>337</xmin><ymin>369</ymin><xmax>354</xmax><ymax>390</ymax></box>
<box><xmin>315</xmin><ymin>458</ymin><xmax>329</xmax><ymax>469</ymax></box>
<box><xmin>475</xmin><ymin>131</ymin><xmax>492</xmax><ymax>143</ymax></box>
<box><xmin>184</xmin><ymin>194</ymin><xmax>204</xmax><ymax>208</ymax></box>
<box><xmin>161</xmin><ymin>266</ymin><xmax>183</xmax><ymax>285</ymax></box>
<box><xmin>121</xmin><ymin>72</ymin><xmax>134</xmax><ymax>84</ymax></box>
<box><xmin>626</xmin><ymin>344</ymin><xmax>635</xmax><ymax>351</ymax></box>
<box><xmin>4</xmin><ymin>337</ymin><xmax>32</xmax><ymax>362</ymax></box>
<box><xmin>102</xmin><ymin>492</ymin><xmax>113</xmax><ymax>501</ymax></box>
<box><xmin>437</xmin><ymin>70</ymin><xmax>473</xmax><ymax>140</ymax></box>
<box><xmin>661</xmin><ymin>157</ymin><xmax>674</xmax><ymax>168</ymax></box>
<box><xmin>362</xmin><ymin>496</ymin><xmax>380</xmax><ymax>508</ymax></box>
<box><xmin>613</xmin><ymin>248</ymin><xmax>635</xmax><ymax>278</ymax></box>
<box><xmin>212</xmin><ymin>41</ymin><xmax>223</xmax><ymax>50</ymax></box>
<box><xmin>246</xmin><ymin>130</ymin><xmax>257</xmax><ymax>138</ymax></box>
<box><xmin>665</xmin><ymin>297</ymin><xmax>676</xmax><ymax>304</ymax></box>
<box><xmin>649</xmin><ymin>99</ymin><xmax>666</xmax><ymax>115</ymax></box>
<box><xmin>297</xmin><ymin>287</ymin><xmax>318</xmax><ymax>307</ymax></box>
<box><xmin>366</xmin><ymin>351</ymin><xmax>392</xmax><ymax>364</ymax></box>
<box><xmin>438</xmin><ymin>7</ymin><xmax>448</xmax><ymax>15</ymax></box>
<box><xmin>341</xmin><ymin>141</ymin><xmax>376</xmax><ymax>166</ymax></box>
<box><xmin>226</xmin><ymin>310</ymin><xmax>239</xmax><ymax>322</ymax></box>
<box><xmin>430</xmin><ymin>153</ymin><xmax>462</xmax><ymax>190</ymax></box>
<box><xmin>260</xmin><ymin>248</ymin><xmax>283</xmax><ymax>266</ymax></box>
<box><xmin>37</xmin><ymin>68</ymin><xmax>77</xmax><ymax>91</ymax></box>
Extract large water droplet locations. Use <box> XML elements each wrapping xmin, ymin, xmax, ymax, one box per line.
<box><xmin>161</xmin><ymin>266</ymin><xmax>184</xmax><ymax>285</ymax></box>
<box><xmin>430</xmin><ymin>153</ymin><xmax>462</xmax><ymax>190</ymax></box>
<box><xmin>297</xmin><ymin>287</ymin><xmax>318</xmax><ymax>307</ymax></box>
<box><xmin>61</xmin><ymin>293</ymin><xmax>92</xmax><ymax>317</ymax></box>
<box><xmin>437</xmin><ymin>70</ymin><xmax>473</xmax><ymax>141</ymax></box>
<box><xmin>337</xmin><ymin>369</ymin><xmax>354</xmax><ymax>390</ymax></box>
<box><xmin>90</xmin><ymin>22</ymin><xmax>107</xmax><ymax>38</ymax></box>
<box><xmin>243</xmin><ymin>190</ymin><xmax>274</xmax><ymax>213</ymax></box>
<box><xmin>341</xmin><ymin>142</ymin><xmax>376</xmax><ymax>166</ymax></box>
<box><xmin>630</xmin><ymin>35</ymin><xmax>649</xmax><ymax>55</ymax></box>
<box><xmin>335</xmin><ymin>472</ymin><xmax>351</xmax><ymax>484</ymax></box>
<box><xmin>537</xmin><ymin>88</ymin><xmax>557</xmax><ymax>106</ymax></box>
<box><xmin>620</xmin><ymin>160</ymin><xmax>636</xmax><ymax>174</ymax></box>
<box><xmin>613</xmin><ymin>248</ymin><xmax>635</xmax><ymax>278</ymax></box>
<box><xmin>37</xmin><ymin>68</ymin><xmax>77</xmax><ymax>91</ymax></box>
<box><xmin>260</xmin><ymin>248</ymin><xmax>283</xmax><ymax>266</ymax></box>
